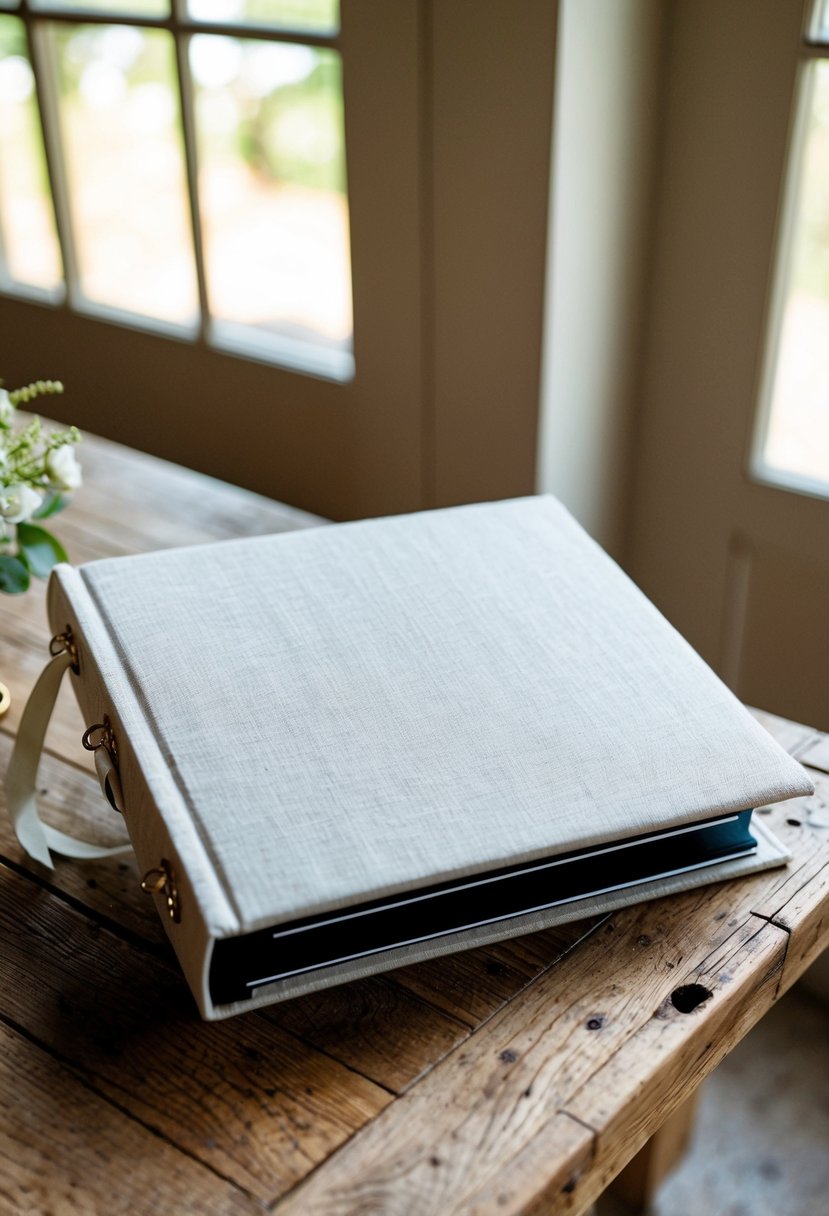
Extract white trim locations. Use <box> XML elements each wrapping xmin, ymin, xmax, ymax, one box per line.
<box><xmin>749</xmin><ymin>5</ymin><xmax>829</xmax><ymax>501</ymax></box>
<box><xmin>749</xmin><ymin>60</ymin><xmax>817</xmax><ymax>497</ymax></box>
<box><xmin>208</xmin><ymin>318</ymin><xmax>354</xmax><ymax>384</ymax></box>
<box><xmin>73</xmin><ymin>295</ymin><xmax>200</xmax><ymax>342</ymax></box>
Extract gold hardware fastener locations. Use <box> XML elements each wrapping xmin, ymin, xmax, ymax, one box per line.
<box><xmin>82</xmin><ymin>715</ymin><xmax>118</xmax><ymax>765</ymax></box>
<box><xmin>50</xmin><ymin>626</ymin><xmax>79</xmax><ymax>675</ymax></box>
<box><xmin>0</xmin><ymin>683</ymin><xmax>10</xmax><ymax>718</ymax></box>
<box><xmin>82</xmin><ymin>716</ymin><xmax>123</xmax><ymax>813</ymax></box>
<box><xmin>141</xmin><ymin>859</ymin><xmax>181</xmax><ymax>923</ymax></box>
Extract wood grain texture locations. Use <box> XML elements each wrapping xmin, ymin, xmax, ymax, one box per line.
<box><xmin>0</xmin><ymin>1021</ymin><xmax>258</xmax><ymax>1215</ymax></box>
<box><xmin>264</xmin><ymin>973</ymin><xmax>468</xmax><ymax>1095</ymax></box>
<box><xmin>462</xmin><ymin>1111</ymin><xmax>595</xmax><ymax>1216</ymax></box>
<box><xmin>556</xmin><ymin>914</ymin><xmax>788</xmax><ymax>1214</ymax></box>
<box><xmin>748</xmin><ymin>791</ymin><xmax>829</xmax><ymax>989</ymax></box>
<box><xmin>393</xmin><ymin>921</ymin><xmax>606</xmax><ymax>1029</ymax></box>
<box><xmin>610</xmin><ymin>1091</ymin><xmax>700</xmax><ymax>1210</ymax></box>
<box><xmin>274</xmin><ymin>880</ymin><xmax>795</xmax><ymax>1216</ymax></box>
<box><xmin>0</xmin><ymin>862</ymin><xmax>388</xmax><ymax>1204</ymax></box>
<box><xmin>264</xmin><ymin>921</ymin><xmax>608</xmax><ymax>1096</ymax></box>
<box><xmin>66</xmin><ymin>424</ymin><xmax>322</xmax><ymax>549</ymax></box>
<box><xmin>749</xmin><ymin>713</ymin><xmax>829</xmax><ymax>990</ymax></box>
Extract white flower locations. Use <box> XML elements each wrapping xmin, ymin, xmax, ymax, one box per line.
<box><xmin>0</xmin><ymin>484</ymin><xmax>43</xmax><ymax>524</ymax></box>
<box><xmin>46</xmin><ymin>443</ymin><xmax>82</xmax><ymax>491</ymax></box>
<box><xmin>0</xmin><ymin>390</ymin><xmax>13</xmax><ymax>425</ymax></box>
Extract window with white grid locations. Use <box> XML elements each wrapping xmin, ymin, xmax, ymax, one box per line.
<box><xmin>0</xmin><ymin>0</ymin><xmax>353</xmax><ymax>380</ymax></box>
<box><xmin>752</xmin><ymin>0</ymin><xmax>829</xmax><ymax>496</ymax></box>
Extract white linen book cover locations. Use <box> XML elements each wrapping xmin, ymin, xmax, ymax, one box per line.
<box><xmin>38</xmin><ymin>496</ymin><xmax>811</xmax><ymax>1018</ymax></box>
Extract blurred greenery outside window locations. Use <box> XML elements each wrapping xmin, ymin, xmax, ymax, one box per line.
<box><xmin>0</xmin><ymin>1</ymin><xmax>353</xmax><ymax>380</ymax></box>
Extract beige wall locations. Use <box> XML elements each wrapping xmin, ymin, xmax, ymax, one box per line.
<box><xmin>537</xmin><ymin>0</ymin><xmax>664</xmax><ymax>559</ymax></box>
<box><xmin>429</xmin><ymin>0</ymin><xmax>558</xmax><ymax>510</ymax></box>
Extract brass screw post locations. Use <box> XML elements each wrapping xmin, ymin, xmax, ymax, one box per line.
<box><xmin>140</xmin><ymin>859</ymin><xmax>181</xmax><ymax>923</ymax></box>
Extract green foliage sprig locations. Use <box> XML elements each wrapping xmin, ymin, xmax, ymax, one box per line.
<box><xmin>0</xmin><ymin>378</ymin><xmax>81</xmax><ymax>596</ymax></box>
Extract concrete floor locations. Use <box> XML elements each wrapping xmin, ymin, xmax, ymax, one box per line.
<box><xmin>598</xmin><ymin>984</ymin><xmax>829</xmax><ymax>1216</ymax></box>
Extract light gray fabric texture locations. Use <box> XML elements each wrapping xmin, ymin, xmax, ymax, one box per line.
<box><xmin>52</xmin><ymin>495</ymin><xmax>813</xmax><ymax>936</ymax></box>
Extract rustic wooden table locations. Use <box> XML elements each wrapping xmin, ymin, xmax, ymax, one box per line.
<box><xmin>1</xmin><ymin>427</ymin><xmax>827</xmax><ymax>1216</ymax></box>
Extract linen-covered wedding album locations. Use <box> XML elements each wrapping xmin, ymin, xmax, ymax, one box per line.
<box><xmin>5</xmin><ymin>496</ymin><xmax>813</xmax><ymax>1019</ymax></box>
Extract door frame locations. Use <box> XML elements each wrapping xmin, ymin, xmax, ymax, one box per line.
<box><xmin>628</xmin><ymin>0</ymin><xmax>829</xmax><ymax>728</ymax></box>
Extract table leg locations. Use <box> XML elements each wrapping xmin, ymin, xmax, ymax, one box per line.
<box><xmin>609</xmin><ymin>1089</ymin><xmax>701</xmax><ymax>1210</ymax></box>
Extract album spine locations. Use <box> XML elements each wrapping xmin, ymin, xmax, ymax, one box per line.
<box><xmin>47</xmin><ymin>564</ymin><xmax>237</xmax><ymax>1017</ymax></box>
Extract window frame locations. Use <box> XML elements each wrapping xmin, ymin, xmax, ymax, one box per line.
<box><xmin>1</xmin><ymin>0</ymin><xmax>354</xmax><ymax>381</ymax></box>
<box><xmin>750</xmin><ymin>0</ymin><xmax>829</xmax><ymax>501</ymax></box>
<box><xmin>0</xmin><ymin>0</ymin><xmax>558</xmax><ymax>523</ymax></box>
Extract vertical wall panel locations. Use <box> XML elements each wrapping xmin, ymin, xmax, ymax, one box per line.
<box><xmin>429</xmin><ymin>0</ymin><xmax>558</xmax><ymax>508</ymax></box>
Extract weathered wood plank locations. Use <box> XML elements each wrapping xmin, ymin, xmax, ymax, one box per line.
<box><xmin>462</xmin><ymin>1112</ymin><xmax>594</xmax><ymax>1216</ymax></box>
<box><xmin>274</xmin><ymin>883</ymin><xmax>785</xmax><ymax>1216</ymax></box>
<box><xmin>610</xmin><ymin>1091</ymin><xmax>700</xmax><ymax>1211</ymax></box>
<box><xmin>0</xmin><ymin>1020</ymin><xmax>259</xmax><ymax>1215</ymax></box>
<box><xmin>275</xmin><ymin>919</ymin><xmax>609</xmax><ymax>1104</ymax></box>
<box><xmin>393</xmin><ymin>920</ymin><xmax>606</xmax><ymax>1029</ymax></box>
<box><xmin>51</xmin><ymin>484</ymin><xmax>319</xmax><ymax>566</ymax></box>
<box><xmin>264</xmin><ymin>974</ymin><xmax>469</xmax><ymax>1095</ymax></box>
<box><xmin>555</xmin><ymin>917</ymin><xmax>788</xmax><ymax>1214</ymax></box>
<box><xmin>748</xmin><ymin>709</ymin><xmax>829</xmax><ymax>991</ymax></box>
<box><xmin>0</xmin><ymin>863</ymin><xmax>389</xmax><ymax>1204</ymax></box>
<box><xmin>793</xmin><ymin>731</ymin><xmax>829</xmax><ymax>773</ymax></box>
<box><xmin>269</xmin><ymin>914</ymin><xmax>642</xmax><ymax>1109</ymax></box>
<box><xmin>748</xmin><ymin>784</ymin><xmax>829</xmax><ymax>990</ymax></box>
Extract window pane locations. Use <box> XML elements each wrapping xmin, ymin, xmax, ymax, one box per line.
<box><xmin>32</xmin><ymin>1</ymin><xmax>169</xmax><ymax>16</ymax></box>
<box><xmin>50</xmin><ymin>23</ymin><xmax>198</xmax><ymax>325</ymax></box>
<box><xmin>191</xmin><ymin>35</ymin><xmax>351</xmax><ymax>356</ymax></box>
<box><xmin>814</xmin><ymin>0</ymin><xmax>829</xmax><ymax>42</ymax></box>
<box><xmin>187</xmin><ymin>1</ymin><xmax>338</xmax><ymax>35</ymax></box>
<box><xmin>760</xmin><ymin>62</ymin><xmax>829</xmax><ymax>488</ymax></box>
<box><xmin>0</xmin><ymin>15</ymin><xmax>62</xmax><ymax>290</ymax></box>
